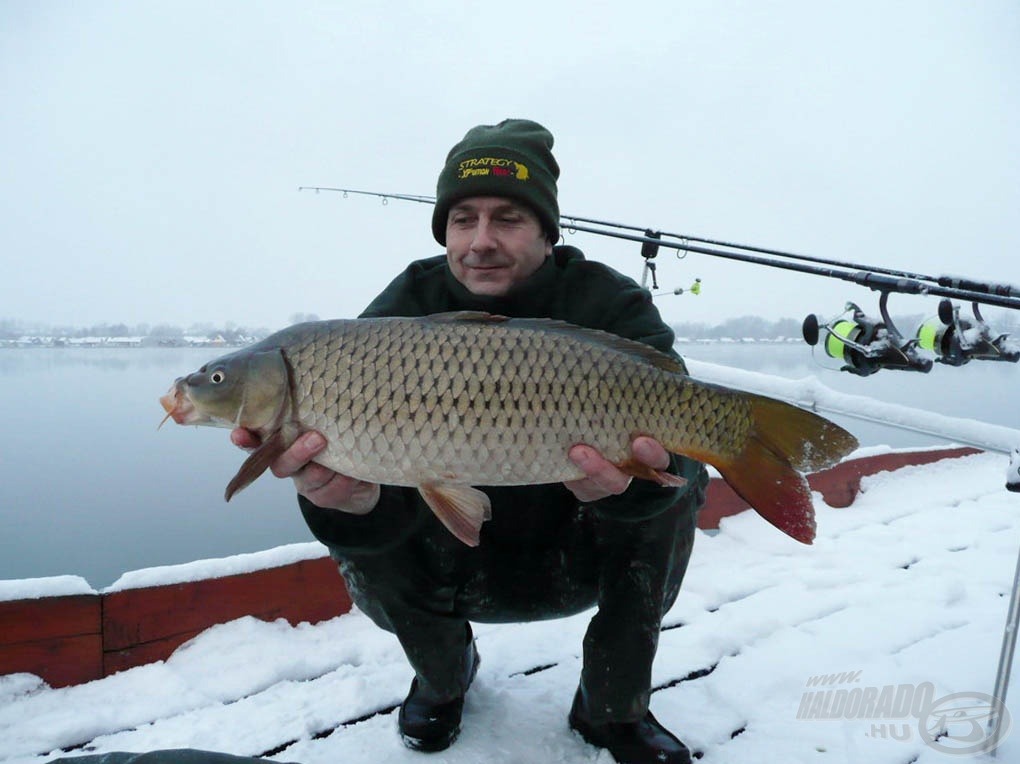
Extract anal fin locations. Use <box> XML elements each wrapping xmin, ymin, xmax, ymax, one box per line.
<box><xmin>418</xmin><ymin>483</ymin><xmax>492</xmax><ymax>547</ymax></box>
<box><xmin>616</xmin><ymin>457</ymin><xmax>688</xmax><ymax>488</ymax></box>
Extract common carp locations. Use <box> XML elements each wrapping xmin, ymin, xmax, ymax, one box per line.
<box><xmin>160</xmin><ymin>312</ymin><xmax>857</xmax><ymax>546</ymax></box>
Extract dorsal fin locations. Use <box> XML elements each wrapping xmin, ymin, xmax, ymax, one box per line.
<box><xmin>531</xmin><ymin>320</ymin><xmax>687</xmax><ymax>374</ymax></box>
<box><xmin>424</xmin><ymin>311</ymin><xmax>685</xmax><ymax>375</ymax></box>
<box><xmin>426</xmin><ymin>311</ymin><xmax>510</xmax><ymax>323</ymax></box>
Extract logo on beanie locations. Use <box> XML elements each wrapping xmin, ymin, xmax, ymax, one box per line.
<box><xmin>457</xmin><ymin>157</ymin><xmax>529</xmax><ymax>181</ymax></box>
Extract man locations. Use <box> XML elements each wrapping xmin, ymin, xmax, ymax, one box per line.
<box><xmin>233</xmin><ymin>119</ymin><xmax>708</xmax><ymax>763</ymax></box>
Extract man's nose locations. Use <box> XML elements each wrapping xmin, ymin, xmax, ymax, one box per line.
<box><xmin>470</xmin><ymin>218</ymin><xmax>497</xmax><ymax>251</ymax></box>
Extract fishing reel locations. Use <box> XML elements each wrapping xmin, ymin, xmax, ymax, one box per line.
<box><xmin>916</xmin><ymin>299</ymin><xmax>1020</xmax><ymax>366</ymax></box>
<box><xmin>802</xmin><ymin>293</ymin><xmax>933</xmax><ymax>376</ymax></box>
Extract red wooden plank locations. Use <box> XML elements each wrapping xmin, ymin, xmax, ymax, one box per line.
<box><xmin>697</xmin><ymin>479</ymin><xmax>748</xmax><ymax>531</ymax></box>
<box><xmin>104</xmin><ymin>559</ymin><xmax>354</xmax><ymax>673</ymax></box>
<box><xmin>0</xmin><ymin>594</ymin><xmax>101</xmax><ymax>645</ymax></box>
<box><xmin>697</xmin><ymin>447</ymin><xmax>982</xmax><ymax>528</ymax></box>
<box><xmin>102</xmin><ymin>557</ymin><xmax>351</xmax><ymax>655</ymax></box>
<box><xmin>0</xmin><ymin>634</ymin><xmax>103</xmax><ymax>688</ymax></box>
<box><xmin>103</xmin><ymin>630</ymin><xmax>202</xmax><ymax>676</ymax></box>
<box><xmin>809</xmin><ymin>446</ymin><xmax>980</xmax><ymax>508</ymax></box>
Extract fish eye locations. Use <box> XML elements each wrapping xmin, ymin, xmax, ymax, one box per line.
<box><xmin>210</xmin><ymin>370</ymin><xmax>226</xmax><ymax>384</ymax></box>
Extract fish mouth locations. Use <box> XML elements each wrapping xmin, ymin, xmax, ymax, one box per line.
<box><xmin>159</xmin><ymin>382</ymin><xmax>200</xmax><ymax>427</ymax></box>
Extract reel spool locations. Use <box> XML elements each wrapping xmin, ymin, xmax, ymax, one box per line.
<box><xmin>916</xmin><ymin>299</ymin><xmax>1020</xmax><ymax>366</ymax></box>
<box><xmin>803</xmin><ymin>295</ymin><xmax>933</xmax><ymax>376</ymax></box>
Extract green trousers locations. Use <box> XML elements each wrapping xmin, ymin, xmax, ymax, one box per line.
<box><xmin>333</xmin><ymin>486</ymin><xmax>702</xmax><ymax>723</ymax></box>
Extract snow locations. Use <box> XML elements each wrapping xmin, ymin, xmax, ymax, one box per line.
<box><xmin>0</xmin><ymin>576</ymin><xmax>95</xmax><ymax>603</ymax></box>
<box><xmin>2</xmin><ymin>451</ymin><xmax>1019</xmax><ymax>763</ymax></box>
<box><xmin>104</xmin><ymin>542</ymin><xmax>328</xmax><ymax>593</ymax></box>
<box><xmin>0</xmin><ymin>544</ymin><xmax>329</xmax><ymax>603</ymax></box>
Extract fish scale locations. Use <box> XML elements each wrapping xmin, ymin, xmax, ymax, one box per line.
<box><xmin>161</xmin><ymin>312</ymin><xmax>858</xmax><ymax>545</ymax></box>
<box><xmin>284</xmin><ymin>317</ymin><xmax>732</xmax><ymax>487</ymax></box>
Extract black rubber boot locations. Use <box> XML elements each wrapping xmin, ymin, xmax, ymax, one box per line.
<box><xmin>398</xmin><ymin>639</ymin><xmax>480</xmax><ymax>752</ymax></box>
<box><xmin>569</xmin><ymin>688</ymin><xmax>692</xmax><ymax>764</ymax></box>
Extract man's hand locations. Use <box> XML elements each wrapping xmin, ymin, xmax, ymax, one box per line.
<box><xmin>564</xmin><ymin>436</ymin><xmax>670</xmax><ymax>503</ymax></box>
<box><xmin>230</xmin><ymin>429</ymin><xmax>380</xmax><ymax>514</ymax></box>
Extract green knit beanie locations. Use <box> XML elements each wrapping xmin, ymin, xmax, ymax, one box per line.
<box><xmin>432</xmin><ymin>118</ymin><xmax>560</xmax><ymax>245</ymax></box>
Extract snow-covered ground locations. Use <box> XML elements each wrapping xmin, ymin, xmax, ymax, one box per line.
<box><xmin>2</xmin><ymin>450</ymin><xmax>1018</xmax><ymax>763</ymax></box>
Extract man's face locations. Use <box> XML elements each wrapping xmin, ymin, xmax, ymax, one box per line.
<box><xmin>445</xmin><ymin>197</ymin><xmax>552</xmax><ymax>297</ymax></box>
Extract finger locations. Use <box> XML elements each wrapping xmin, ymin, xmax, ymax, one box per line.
<box><xmin>631</xmin><ymin>436</ymin><xmax>670</xmax><ymax>470</ymax></box>
<box><xmin>230</xmin><ymin>428</ymin><xmax>261</xmax><ymax>450</ymax></box>
<box><xmin>292</xmin><ymin>461</ymin><xmax>339</xmax><ymax>494</ymax></box>
<box><xmin>568</xmin><ymin>444</ymin><xmax>632</xmax><ymax>495</ymax></box>
<box><xmin>562</xmin><ymin>476</ymin><xmax>611</xmax><ymax>504</ymax></box>
<box><xmin>303</xmin><ymin>472</ymin><xmax>379</xmax><ymax>514</ymax></box>
<box><xmin>270</xmin><ymin>431</ymin><xmax>328</xmax><ymax>478</ymax></box>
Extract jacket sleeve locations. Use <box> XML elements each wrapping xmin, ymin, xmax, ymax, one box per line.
<box><xmin>357</xmin><ymin>257</ymin><xmax>446</xmax><ymax>319</ymax></box>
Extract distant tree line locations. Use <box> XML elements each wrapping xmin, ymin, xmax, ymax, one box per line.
<box><xmin>671</xmin><ymin>316</ymin><xmax>805</xmax><ymax>340</ymax></box>
<box><xmin>0</xmin><ymin>319</ymin><xmax>278</xmax><ymax>343</ymax></box>
<box><xmin>3</xmin><ymin>309</ymin><xmax>1016</xmax><ymax>343</ymax></box>
<box><xmin>673</xmin><ymin>310</ymin><xmax>1020</xmax><ymax>341</ymax></box>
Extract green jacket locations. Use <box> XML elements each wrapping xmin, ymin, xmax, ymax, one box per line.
<box><xmin>300</xmin><ymin>246</ymin><xmax>707</xmax><ymax>556</ymax></box>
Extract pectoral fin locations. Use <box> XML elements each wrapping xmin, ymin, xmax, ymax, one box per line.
<box><xmin>224</xmin><ymin>430</ymin><xmax>286</xmax><ymax>501</ymax></box>
<box><xmin>418</xmin><ymin>483</ymin><xmax>492</xmax><ymax>547</ymax></box>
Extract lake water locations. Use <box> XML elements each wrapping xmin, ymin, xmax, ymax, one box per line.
<box><xmin>1</xmin><ymin>344</ymin><xmax>1017</xmax><ymax>588</ymax></box>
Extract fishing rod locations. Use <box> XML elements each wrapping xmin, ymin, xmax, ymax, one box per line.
<box><xmin>298</xmin><ymin>186</ymin><xmax>436</xmax><ymax>206</ymax></box>
<box><xmin>561</xmin><ymin>213</ymin><xmax>945</xmax><ymax>284</ymax></box>
<box><xmin>301</xmin><ymin>186</ymin><xmax>1019</xmax><ymax>299</ymax></box>
<box><xmin>300</xmin><ymin>185</ymin><xmax>1020</xmax><ymax>375</ymax></box>
<box><xmin>565</xmin><ymin>213</ymin><xmax>1020</xmax><ymax>300</ymax></box>
<box><xmin>559</xmin><ymin>220</ymin><xmax>1020</xmax><ymax>376</ymax></box>
<box><xmin>557</xmin><ymin>220</ymin><xmax>1020</xmax><ymax>309</ymax></box>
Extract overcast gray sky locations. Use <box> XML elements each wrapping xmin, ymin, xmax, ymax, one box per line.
<box><xmin>2</xmin><ymin>1</ymin><xmax>1018</xmax><ymax>331</ymax></box>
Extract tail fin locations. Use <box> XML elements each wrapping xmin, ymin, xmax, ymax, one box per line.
<box><xmin>699</xmin><ymin>396</ymin><xmax>858</xmax><ymax>544</ymax></box>
<box><xmin>748</xmin><ymin>395</ymin><xmax>859</xmax><ymax>474</ymax></box>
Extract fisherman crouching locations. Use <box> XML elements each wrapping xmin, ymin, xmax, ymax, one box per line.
<box><xmin>233</xmin><ymin>119</ymin><xmax>709</xmax><ymax>764</ymax></box>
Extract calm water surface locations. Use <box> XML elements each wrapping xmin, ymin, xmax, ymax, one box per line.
<box><xmin>1</xmin><ymin>344</ymin><xmax>1016</xmax><ymax>588</ymax></box>
<box><xmin>1</xmin><ymin>348</ymin><xmax>304</xmax><ymax>588</ymax></box>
